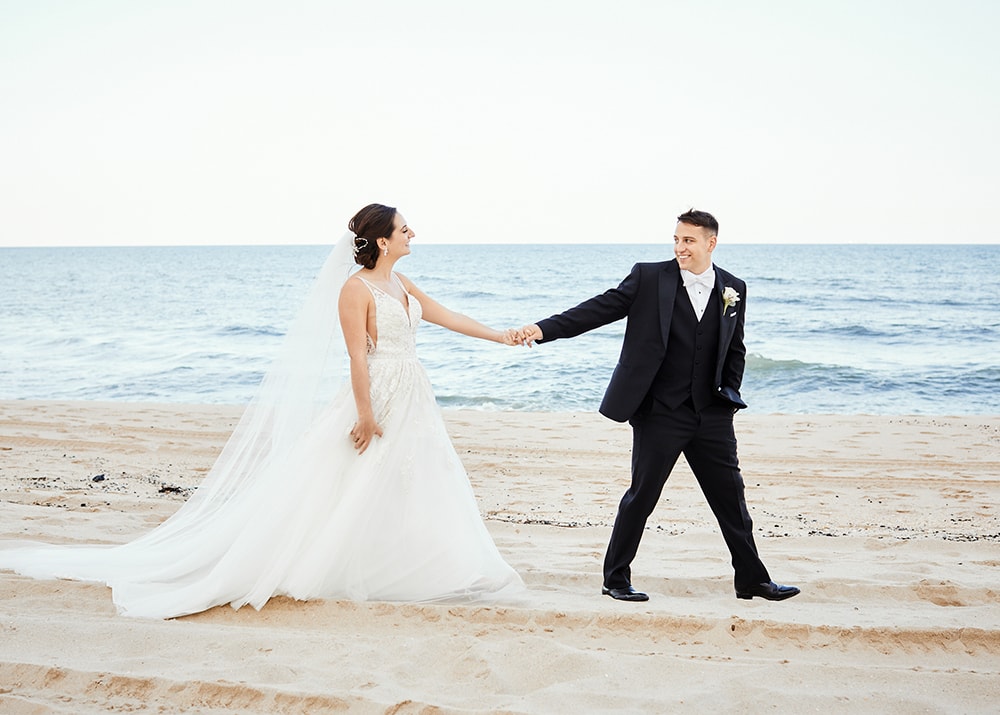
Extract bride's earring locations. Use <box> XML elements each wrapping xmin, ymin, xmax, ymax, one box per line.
<box><xmin>382</xmin><ymin>245</ymin><xmax>388</xmax><ymax>257</ymax></box>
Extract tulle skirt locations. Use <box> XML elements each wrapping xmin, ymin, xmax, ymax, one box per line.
<box><xmin>0</xmin><ymin>360</ymin><xmax>523</xmax><ymax>618</ymax></box>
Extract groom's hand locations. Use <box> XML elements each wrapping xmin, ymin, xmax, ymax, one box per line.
<box><xmin>519</xmin><ymin>324</ymin><xmax>543</xmax><ymax>346</ymax></box>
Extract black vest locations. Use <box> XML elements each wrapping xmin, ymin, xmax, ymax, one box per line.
<box><xmin>650</xmin><ymin>287</ymin><xmax>721</xmax><ymax>412</ymax></box>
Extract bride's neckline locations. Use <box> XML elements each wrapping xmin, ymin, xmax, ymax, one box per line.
<box><xmin>356</xmin><ymin>273</ymin><xmax>410</xmax><ymax>315</ymax></box>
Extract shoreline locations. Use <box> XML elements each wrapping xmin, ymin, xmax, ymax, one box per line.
<box><xmin>1</xmin><ymin>400</ymin><xmax>998</xmax><ymax>712</ymax></box>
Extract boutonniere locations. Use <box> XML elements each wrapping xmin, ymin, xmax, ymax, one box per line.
<box><xmin>722</xmin><ymin>286</ymin><xmax>740</xmax><ymax>315</ymax></box>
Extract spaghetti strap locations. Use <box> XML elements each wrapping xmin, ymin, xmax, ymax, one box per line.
<box><xmin>355</xmin><ymin>274</ymin><xmax>410</xmax><ymax>318</ymax></box>
<box><xmin>355</xmin><ymin>275</ymin><xmax>378</xmax><ymax>297</ymax></box>
<box><xmin>356</xmin><ymin>274</ymin><xmax>404</xmax><ymax>296</ymax></box>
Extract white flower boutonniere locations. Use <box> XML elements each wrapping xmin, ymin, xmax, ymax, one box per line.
<box><xmin>722</xmin><ymin>286</ymin><xmax>740</xmax><ymax>315</ymax></box>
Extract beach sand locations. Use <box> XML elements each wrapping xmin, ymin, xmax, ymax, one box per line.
<box><xmin>1</xmin><ymin>400</ymin><xmax>998</xmax><ymax>713</ymax></box>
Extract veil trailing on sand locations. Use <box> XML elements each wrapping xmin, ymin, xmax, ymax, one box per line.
<box><xmin>0</xmin><ymin>234</ymin><xmax>360</xmax><ymax>612</ymax></box>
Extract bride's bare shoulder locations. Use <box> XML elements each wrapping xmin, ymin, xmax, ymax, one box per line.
<box><xmin>339</xmin><ymin>274</ymin><xmax>373</xmax><ymax>302</ymax></box>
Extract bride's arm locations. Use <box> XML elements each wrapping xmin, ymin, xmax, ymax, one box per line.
<box><xmin>338</xmin><ymin>279</ymin><xmax>383</xmax><ymax>453</ymax></box>
<box><xmin>396</xmin><ymin>273</ymin><xmax>519</xmax><ymax>345</ymax></box>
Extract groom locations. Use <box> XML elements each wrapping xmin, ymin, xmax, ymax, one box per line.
<box><xmin>520</xmin><ymin>210</ymin><xmax>799</xmax><ymax>603</ymax></box>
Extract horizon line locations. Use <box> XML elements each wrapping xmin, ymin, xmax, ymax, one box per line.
<box><xmin>2</xmin><ymin>241</ymin><xmax>998</xmax><ymax>249</ymax></box>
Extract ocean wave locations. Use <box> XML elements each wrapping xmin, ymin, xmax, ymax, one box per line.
<box><xmin>743</xmin><ymin>356</ymin><xmax>1000</xmax><ymax>414</ymax></box>
<box><xmin>803</xmin><ymin>324</ymin><xmax>901</xmax><ymax>338</ymax></box>
<box><xmin>745</xmin><ymin>354</ymin><xmax>825</xmax><ymax>372</ymax></box>
<box><xmin>18</xmin><ymin>335</ymin><xmax>91</xmax><ymax>349</ymax></box>
<box><xmin>217</xmin><ymin>325</ymin><xmax>285</xmax><ymax>338</ymax></box>
<box><xmin>439</xmin><ymin>290</ymin><xmax>500</xmax><ymax>300</ymax></box>
<box><xmin>435</xmin><ymin>394</ymin><xmax>518</xmax><ymax>410</ymax></box>
<box><xmin>435</xmin><ymin>390</ymin><xmax>598</xmax><ymax>412</ymax></box>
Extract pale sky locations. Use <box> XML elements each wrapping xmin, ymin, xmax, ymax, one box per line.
<box><xmin>2</xmin><ymin>0</ymin><xmax>998</xmax><ymax>246</ymax></box>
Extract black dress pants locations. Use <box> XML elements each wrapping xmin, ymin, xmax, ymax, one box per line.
<box><xmin>602</xmin><ymin>399</ymin><xmax>770</xmax><ymax>590</ymax></box>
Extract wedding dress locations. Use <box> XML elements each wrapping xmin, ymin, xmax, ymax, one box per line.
<box><xmin>0</xmin><ymin>238</ymin><xmax>523</xmax><ymax>618</ymax></box>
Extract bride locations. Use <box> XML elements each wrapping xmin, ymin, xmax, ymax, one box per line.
<box><xmin>0</xmin><ymin>203</ymin><xmax>525</xmax><ymax>618</ymax></box>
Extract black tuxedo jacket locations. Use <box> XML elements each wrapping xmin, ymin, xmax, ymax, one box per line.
<box><xmin>537</xmin><ymin>259</ymin><xmax>748</xmax><ymax>422</ymax></box>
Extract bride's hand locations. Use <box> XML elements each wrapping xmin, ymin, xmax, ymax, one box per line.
<box><xmin>349</xmin><ymin>416</ymin><xmax>384</xmax><ymax>454</ymax></box>
<box><xmin>500</xmin><ymin>328</ymin><xmax>525</xmax><ymax>346</ymax></box>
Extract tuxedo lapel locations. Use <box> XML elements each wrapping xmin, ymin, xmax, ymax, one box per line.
<box><xmin>715</xmin><ymin>272</ymin><xmax>738</xmax><ymax>368</ymax></box>
<box><xmin>658</xmin><ymin>263</ymin><xmax>680</xmax><ymax>348</ymax></box>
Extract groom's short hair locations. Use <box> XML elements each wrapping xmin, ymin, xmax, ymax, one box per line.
<box><xmin>677</xmin><ymin>209</ymin><xmax>718</xmax><ymax>236</ymax></box>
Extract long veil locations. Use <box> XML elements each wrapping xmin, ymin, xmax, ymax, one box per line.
<box><xmin>0</xmin><ymin>234</ymin><xmax>359</xmax><ymax>604</ymax></box>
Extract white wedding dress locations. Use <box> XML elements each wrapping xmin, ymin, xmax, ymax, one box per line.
<box><xmin>0</xmin><ymin>251</ymin><xmax>523</xmax><ymax>618</ymax></box>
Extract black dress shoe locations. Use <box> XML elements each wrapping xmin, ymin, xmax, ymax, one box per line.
<box><xmin>736</xmin><ymin>581</ymin><xmax>800</xmax><ymax>601</ymax></box>
<box><xmin>602</xmin><ymin>585</ymin><xmax>649</xmax><ymax>602</ymax></box>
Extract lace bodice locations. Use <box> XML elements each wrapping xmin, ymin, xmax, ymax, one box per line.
<box><xmin>355</xmin><ymin>275</ymin><xmax>424</xmax><ymax>424</ymax></box>
<box><xmin>356</xmin><ymin>275</ymin><xmax>422</xmax><ymax>360</ymax></box>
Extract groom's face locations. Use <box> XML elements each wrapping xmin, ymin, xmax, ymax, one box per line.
<box><xmin>673</xmin><ymin>222</ymin><xmax>716</xmax><ymax>274</ymax></box>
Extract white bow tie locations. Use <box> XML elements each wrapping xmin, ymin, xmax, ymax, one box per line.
<box><xmin>682</xmin><ymin>271</ymin><xmax>714</xmax><ymax>290</ymax></box>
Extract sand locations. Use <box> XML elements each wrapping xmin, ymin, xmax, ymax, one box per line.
<box><xmin>0</xmin><ymin>400</ymin><xmax>998</xmax><ymax>713</ymax></box>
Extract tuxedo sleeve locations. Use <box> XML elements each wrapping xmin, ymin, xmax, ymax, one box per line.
<box><xmin>535</xmin><ymin>264</ymin><xmax>639</xmax><ymax>343</ymax></box>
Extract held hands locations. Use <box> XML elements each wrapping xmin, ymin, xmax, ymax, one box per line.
<box><xmin>499</xmin><ymin>325</ymin><xmax>543</xmax><ymax>346</ymax></box>
<box><xmin>349</xmin><ymin>415</ymin><xmax>383</xmax><ymax>454</ymax></box>
<box><xmin>500</xmin><ymin>328</ymin><xmax>523</xmax><ymax>346</ymax></box>
<box><xmin>520</xmin><ymin>324</ymin><xmax>542</xmax><ymax>345</ymax></box>
<box><xmin>515</xmin><ymin>324</ymin><xmax>543</xmax><ymax>347</ymax></box>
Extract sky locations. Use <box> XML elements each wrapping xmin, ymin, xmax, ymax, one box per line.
<box><xmin>2</xmin><ymin>0</ymin><xmax>998</xmax><ymax>246</ymax></box>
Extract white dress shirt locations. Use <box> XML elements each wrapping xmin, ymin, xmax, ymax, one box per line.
<box><xmin>680</xmin><ymin>266</ymin><xmax>715</xmax><ymax>322</ymax></box>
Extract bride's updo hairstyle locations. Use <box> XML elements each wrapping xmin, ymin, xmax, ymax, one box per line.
<box><xmin>349</xmin><ymin>203</ymin><xmax>397</xmax><ymax>270</ymax></box>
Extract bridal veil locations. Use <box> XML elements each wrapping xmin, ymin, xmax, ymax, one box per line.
<box><xmin>0</xmin><ymin>234</ymin><xmax>359</xmax><ymax>612</ymax></box>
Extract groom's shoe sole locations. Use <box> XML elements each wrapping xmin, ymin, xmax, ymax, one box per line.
<box><xmin>602</xmin><ymin>586</ymin><xmax>649</xmax><ymax>602</ymax></box>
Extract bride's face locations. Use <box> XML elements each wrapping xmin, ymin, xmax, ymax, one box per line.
<box><xmin>383</xmin><ymin>213</ymin><xmax>415</xmax><ymax>258</ymax></box>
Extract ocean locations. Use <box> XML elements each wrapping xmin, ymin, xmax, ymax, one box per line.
<box><xmin>1</xmin><ymin>244</ymin><xmax>997</xmax><ymax>415</ymax></box>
